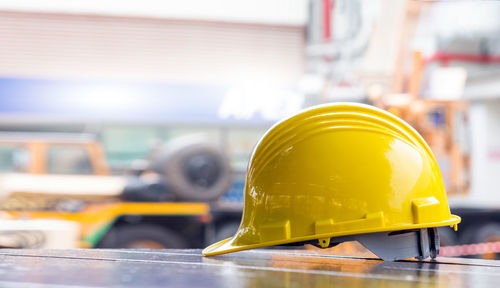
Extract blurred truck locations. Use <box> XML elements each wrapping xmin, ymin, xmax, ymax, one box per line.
<box><xmin>0</xmin><ymin>132</ymin><xmax>242</xmax><ymax>249</ymax></box>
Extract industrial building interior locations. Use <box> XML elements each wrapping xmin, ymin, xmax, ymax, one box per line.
<box><xmin>0</xmin><ymin>0</ymin><xmax>499</xmax><ymax>287</ymax></box>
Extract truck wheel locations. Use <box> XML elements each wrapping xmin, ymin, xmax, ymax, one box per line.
<box><xmin>98</xmin><ymin>225</ymin><xmax>186</xmax><ymax>249</ymax></box>
<box><xmin>151</xmin><ymin>137</ymin><xmax>232</xmax><ymax>202</ymax></box>
<box><xmin>464</xmin><ymin>223</ymin><xmax>500</xmax><ymax>260</ymax></box>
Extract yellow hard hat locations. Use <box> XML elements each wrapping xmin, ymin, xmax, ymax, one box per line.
<box><xmin>203</xmin><ymin>103</ymin><xmax>460</xmax><ymax>260</ymax></box>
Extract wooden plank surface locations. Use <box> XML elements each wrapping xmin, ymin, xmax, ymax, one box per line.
<box><xmin>0</xmin><ymin>248</ymin><xmax>498</xmax><ymax>287</ymax></box>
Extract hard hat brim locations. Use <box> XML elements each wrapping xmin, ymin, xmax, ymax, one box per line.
<box><xmin>202</xmin><ymin>214</ymin><xmax>461</xmax><ymax>256</ymax></box>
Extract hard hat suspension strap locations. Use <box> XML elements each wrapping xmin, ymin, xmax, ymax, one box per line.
<box><xmin>306</xmin><ymin>228</ymin><xmax>440</xmax><ymax>261</ymax></box>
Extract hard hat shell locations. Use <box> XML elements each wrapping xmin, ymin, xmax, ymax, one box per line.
<box><xmin>203</xmin><ymin>103</ymin><xmax>460</xmax><ymax>256</ymax></box>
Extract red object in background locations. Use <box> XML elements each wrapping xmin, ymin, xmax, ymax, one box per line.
<box><xmin>322</xmin><ymin>0</ymin><xmax>333</xmax><ymax>62</ymax></box>
<box><xmin>440</xmin><ymin>241</ymin><xmax>500</xmax><ymax>257</ymax></box>
<box><xmin>425</xmin><ymin>52</ymin><xmax>500</xmax><ymax>65</ymax></box>
<box><xmin>323</xmin><ymin>0</ymin><xmax>332</xmax><ymax>42</ymax></box>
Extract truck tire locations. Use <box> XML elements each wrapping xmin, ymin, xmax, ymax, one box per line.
<box><xmin>98</xmin><ymin>225</ymin><xmax>186</xmax><ymax>249</ymax></box>
<box><xmin>151</xmin><ymin>137</ymin><xmax>232</xmax><ymax>202</ymax></box>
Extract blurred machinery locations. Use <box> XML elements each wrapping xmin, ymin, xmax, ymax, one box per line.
<box><xmin>0</xmin><ymin>133</ymin><xmax>241</xmax><ymax>249</ymax></box>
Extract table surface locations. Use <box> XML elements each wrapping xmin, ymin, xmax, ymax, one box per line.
<box><xmin>0</xmin><ymin>248</ymin><xmax>499</xmax><ymax>287</ymax></box>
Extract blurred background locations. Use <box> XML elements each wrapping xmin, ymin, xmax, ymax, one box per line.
<box><xmin>0</xmin><ymin>0</ymin><xmax>498</xmax><ymax>259</ymax></box>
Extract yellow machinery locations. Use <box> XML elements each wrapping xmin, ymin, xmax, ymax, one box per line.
<box><xmin>0</xmin><ymin>133</ymin><xmax>232</xmax><ymax>249</ymax></box>
<box><xmin>6</xmin><ymin>202</ymin><xmax>210</xmax><ymax>248</ymax></box>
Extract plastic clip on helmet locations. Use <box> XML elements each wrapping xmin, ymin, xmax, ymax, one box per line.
<box><xmin>203</xmin><ymin>103</ymin><xmax>460</xmax><ymax>261</ymax></box>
